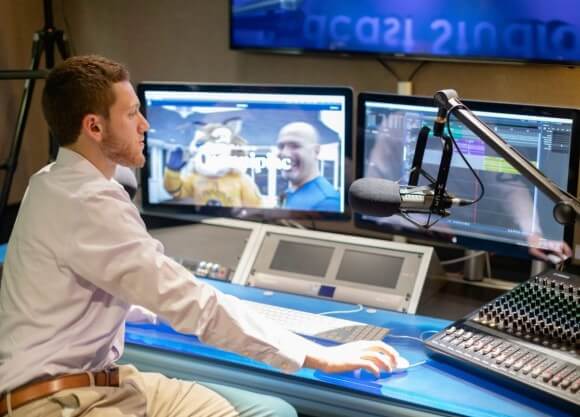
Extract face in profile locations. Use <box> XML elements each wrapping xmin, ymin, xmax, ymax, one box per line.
<box><xmin>276</xmin><ymin>122</ymin><xmax>320</xmax><ymax>188</ymax></box>
<box><xmin>100</xmin><ymin>81</ymin><xmax>149</xmax><ymax>168</ymax></box>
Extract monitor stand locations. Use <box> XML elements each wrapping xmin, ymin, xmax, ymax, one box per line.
<box><xmin>530</xmin><ymin>259</ymin><xmax>548</xmax><ymax>276</ymax></box>
<box><xmin>463</xmin><ymin>252</ymin><xmax>549</xmax><ymax>281</ymax></box>
<box><xmin>463</xmin><ymin>249</ymin><xmax>485</xmax><ymax>281</ymax></box>
<box><xmin>392</xmin><ymin>234</ymin><xmax>408</xmax><ymax>243</ymax></box>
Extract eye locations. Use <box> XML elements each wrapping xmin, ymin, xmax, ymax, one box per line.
<box><xmin>211</xmin><ymin>127</ymin><xmax>232</xmax><ymax>143</ymax></box>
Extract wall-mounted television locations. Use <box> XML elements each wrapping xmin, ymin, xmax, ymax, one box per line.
<box><xmin>138</xmin><ymin>83</ymin><xmax>352</xmax><ymax>221</ymax></box>
<box><xmin>230</xmin><ymin>0</ymin><xmax>580</xmax><ymax>65</ymax></box>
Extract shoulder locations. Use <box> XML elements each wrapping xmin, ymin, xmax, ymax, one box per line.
<box><xmin>311</xmin><ymin>176</ymin><xmax>339</xmax><ymax>197</ymax></box>
<box><xmin>73</xmin><ymin>177</ymin><xmax>139</xmax><ymax>225</ymax></box>
<box><xmin>309</xmin><ymin>177</ymin><xmax>340</xmax><ymax>210</ymax></box>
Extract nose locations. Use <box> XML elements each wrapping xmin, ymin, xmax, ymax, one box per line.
<box><xmin>139</xmin><ymin>112</ymin><xmax>150</xmax><ymax>132</ymax></box>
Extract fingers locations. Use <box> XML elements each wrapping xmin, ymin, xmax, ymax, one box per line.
<box><xmin>561</xmin><ymin>243</ymin><xmax>573</xmax><ymax>257</ymax></box>
<box><xmin>361</xmin><ymin>351</ymin><xmax>395</xmax><ymax>374</ymax></box>
<box><xmin>307</xmin><ymin>341</ymin><xmax>402</xmax><ymax>376</ymax></box>
<box><xmin>529</xmin><ymin>247</ymin><xmax>548</xmax><ymax>261</ymax></box>
<box><xmin>356</xmin><ymin>359</ymin><xmax>381</xmax><ymax>377</ymax></box>
<box><xmin>349</xmin><ymin>340</ymin><xmax>399</xmax><ymax>365</ymax></box>
<box><xmin>339</xmin><ymin>341</ymin><xmax>400</xmax><ymax>374</ymax></box>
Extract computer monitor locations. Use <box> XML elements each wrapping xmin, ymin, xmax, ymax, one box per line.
<box><xmin>355</xmin><ymin>93</ymin><xmax>580</xmax><ymax>258</ymax></box>
<box><xmin>138</xmin><ymin>83</ymin><xmax>352</xmax><ymax>220</ymax></box>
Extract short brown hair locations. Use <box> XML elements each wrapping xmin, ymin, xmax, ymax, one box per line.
<box><xmin>41</xmin><ymin>55</ymin><xmax>130</xmax><ymax>146</ymax></box>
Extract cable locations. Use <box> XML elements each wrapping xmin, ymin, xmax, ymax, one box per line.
<box><xmin>386</xmin><ymin>329</ymin><xmax>441</xmax><ymax>343</ymax></box>
<box><xmin>406</xmin><ymin>360</ymin><xmax>427</xmax><ymax>369</ymax></box>
<box><xmin>419</xmin><ymin>330</ymin><xmax>439</xmax><ymax>341</ymax></box>
<box><xmin>376</xmin><ymin>58</ymin><xmax>428</xmax><ymax>82</ymax></box>
<box><xmin>317</xmin><ymin>304</ymin><xmax>364</xmax><ymax>316</ymax></box>
<box><xmin>446</xmin><ymin>111</ymin><xmax>486</xmax><ymax>206</ymax></box>
<box><xmin>440</xmin><ymin>250</ymin><xmax>486</xmax><ymax>265</ymax></box>
<box><xmin>385</xmin><ymin>334</ymin><xmax>424</xmax><ymax>343</ymax></box>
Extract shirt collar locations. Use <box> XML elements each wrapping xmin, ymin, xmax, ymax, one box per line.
<box><xmin>287</xmin><ymin>176</ymin><xmax>320</xmax><ymax>194</ymax></box>
<box><xmin>55</xmin><ymin>147</ymin><xmax>108</xmax><ymax>180</ymax></box>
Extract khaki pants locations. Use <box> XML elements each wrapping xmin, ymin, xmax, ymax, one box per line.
<box><xmin>4</xmin><ymin>365</ymin><xmax>297</xmax><ymax>417</ymax></box>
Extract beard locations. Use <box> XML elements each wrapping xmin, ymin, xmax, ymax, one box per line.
<box><xmin>100</xmin><ymin>125</ymin><xmax>145</xmax><ymax>168</ymax></box>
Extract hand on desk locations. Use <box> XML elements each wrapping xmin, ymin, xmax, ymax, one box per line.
<box><xmin>527</xmin><ymin>233</ymin><xmax>572</xmax><ymax>264</ymax></box>
<box><xmin>303</xmin><ymin>340</ymin><xmax>401</xmax><ymax>377</ymax></box>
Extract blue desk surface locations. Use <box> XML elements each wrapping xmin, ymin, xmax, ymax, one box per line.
<box><xmin>124</xmin><ymin>280</ymin><xmax>574</xmax><ymax>417</ymax></box>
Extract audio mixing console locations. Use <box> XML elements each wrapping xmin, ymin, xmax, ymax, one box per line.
<box><xmin>426</xmin><ymin>270</ymin><xmax>579</xmax><ymax>411</ymax></box>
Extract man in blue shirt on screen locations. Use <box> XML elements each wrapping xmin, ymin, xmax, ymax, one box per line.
<box><xmin>277</xmin><ymin>122</ymin><xmax>340</xmax><ymax>211</ymax></box>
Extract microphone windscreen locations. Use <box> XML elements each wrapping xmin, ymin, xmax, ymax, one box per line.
<box><xmin>348</xmin><ymin>177</ymin><xmax>401</xmax><ymax>217</ymax></box>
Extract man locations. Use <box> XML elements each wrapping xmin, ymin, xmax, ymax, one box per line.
<box><xmin>0</xmin><ymin>56</ymin><xmax>400</xmax><ymax>417</ymax></box>
<box><xmin>277</xmin><ymin>122</ymin><xmax>341</xmax><ymax>211</ymax></box>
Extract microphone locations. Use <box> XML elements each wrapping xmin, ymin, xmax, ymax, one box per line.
<box><xmin>349</xmin><ymin>177</ymin><xmax>472</xmax><ymax>218</ymax></box>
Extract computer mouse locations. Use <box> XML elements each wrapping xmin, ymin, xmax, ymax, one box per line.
<box><xmin>349</xmin><ymin>355</ymin><xmax>410</xmax><ymax>381</ymax></box>
<box><xmin>393</xmin><ymin>356</ymin><xmax>409</xmax><ymax>373</ymax></box>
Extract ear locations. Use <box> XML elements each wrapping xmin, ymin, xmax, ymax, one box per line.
<box><xmin>314</xmin><ymin>143</ymin><xmax>321</xmax><ymax>156</ymax></box>
<box><xmin>81</xmin><ymin>113</ymin><xmax>105</xmax><ymax>143</ymax></box>
<box><xmin>223</xmin><ymin>117</ymin><xmax>243</xmax><ymax>135</ymax></box>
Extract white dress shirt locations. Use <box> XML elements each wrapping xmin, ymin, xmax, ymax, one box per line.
<box><xmin>0</xmin><ymin>148</ymin><xmax>315</xmax><ymax>393</ymax></box>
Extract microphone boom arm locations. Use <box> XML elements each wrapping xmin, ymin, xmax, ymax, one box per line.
<box><xmin>434</xmin><ymin>89</ymin><xmax>580</xmax><ymax>225</ymax></box>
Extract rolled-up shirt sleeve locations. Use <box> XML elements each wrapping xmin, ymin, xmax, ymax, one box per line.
<box><xmin>126</xmin><ymin>305</ymin><xmax>158</xmax><ymax>324</ymax></box>
<box><xmin>65</xmin><ymin>184</ymin><xmax>314</xmax><ymax>372</ymax></box>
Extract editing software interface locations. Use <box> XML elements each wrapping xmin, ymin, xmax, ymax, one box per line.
<box><xmin>358</xmin><ymin>95</ymin><xmax>578</xmax><ymax>254</ymax></box>
<box><xmin>139</xmin><ymin>84</ymin><xmax>351</xmax><ymax>219</ymax></box>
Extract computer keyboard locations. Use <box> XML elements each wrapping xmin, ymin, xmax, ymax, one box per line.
<box><xmin>241</xmin><ymin>300</ymin><xmax>390</xmax><ymax>344</ymax></box>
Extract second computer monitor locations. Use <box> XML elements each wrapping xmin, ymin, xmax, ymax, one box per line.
<box><xmin>356</xmin><ymin>93</ymin><xmax>580</xmax><ymax>258</ymax></box>
<box><xmin>139</xmin><ymin>83</ymin><xmax>352</xmax><ymax>220</ymax></box>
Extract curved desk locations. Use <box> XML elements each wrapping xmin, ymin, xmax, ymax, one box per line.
<box><xmin>122</xmin><ymin>280</ymin><xmax>574</xmax><ymax>417</ymax></box>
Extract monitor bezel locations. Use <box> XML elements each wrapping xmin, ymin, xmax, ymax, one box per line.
<box><xmin>354</xmin><ymin>92</ymin><xmax>580</xmax><ymax>259</ymax></box>
<box><xmin>138</xmin><ymin>82</ymin><xmax>353</xmax><ymax>221</ymax></box>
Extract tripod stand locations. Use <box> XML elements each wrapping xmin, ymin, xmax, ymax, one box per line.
<box><xmin>0</xmin><ymin>0</ymin><xmax>70</xmax><ymax>221</ymax></box>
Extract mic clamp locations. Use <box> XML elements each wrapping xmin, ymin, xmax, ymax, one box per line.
<box><xmin>433</xmin><ymin>106</ymin><xmax>447</xmax><ymax>137</ymax></box>
<box><xmin>400</xmin><ymin>185</ymin><xmax>454</xmax><ymax>217</ymax></box>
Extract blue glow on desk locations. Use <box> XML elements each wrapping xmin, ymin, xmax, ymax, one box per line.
<box><xmin>125</xmin><ymin>280</ymin><xmax>573</xmax><ymax>417</ymax></box>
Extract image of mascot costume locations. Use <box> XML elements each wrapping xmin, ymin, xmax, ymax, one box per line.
<box><xmin>163</xmin><ymin>118</ymin><xmax>263</xmax><ymax>208</ymax></box>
